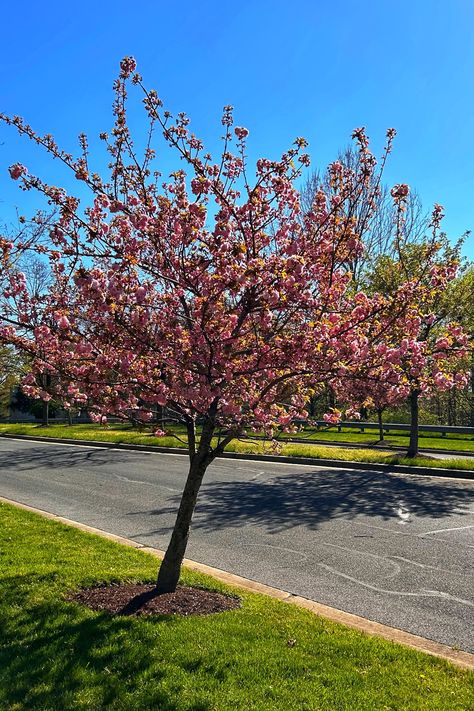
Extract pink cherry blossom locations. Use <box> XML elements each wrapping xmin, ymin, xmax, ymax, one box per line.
<box><xmin>56</xmin><ymin>314</ymin><xmax>71</xmax><ymax>329</ymax></box>
<box><xmin>8</xmin><ymin>163</ymin><xmax>28</xmax><ymax>180</ymax></box>
<box><xmin>234</xmin><ymin>126</ymin><xmax>249</xmax><ymax>140</ymax></box>
<box><xmin>119</xmin><ymin>56</ymin><xmax>137</xmax><ymax>78</ymax></box>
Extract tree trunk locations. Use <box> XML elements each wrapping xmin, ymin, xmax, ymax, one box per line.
<box><xmin>376</xmin><ymin>408</ymin><xmax>384</xmax><ymax>442</ymax></box>
<box><xmin>407</xmin><ymin>390</ymin><xmax>420</xmax><ymax>458</ymax></box>
<box><xmin>40</xmin><ymin>371</ymin><xmax>50</xmax><ymax>427</ymax></box>
<box><xmin>447</xmin><ymin>389</ymin><xmax>454</xmax><ymax>426</ymax></box>
<box><xmin>328</xmin><ymin>386</ymin><xmax>336</xmax><ymax>410</ymax></box>
<box><xmin>436</xmin><ymin>394</ymin><xmax>442</xmax><ymax>425</ymax></box>
<box><xmin>155</xmin><ymin>413</ymin><xmax>217</xmax><ymax>595</ymax></box>
<box><xmin>470</xmin><ymin>358</ymin><xmax>474</xmax><ymax>427</ymax></box>
<box><xmin>42</xmin><ymin>400</ymin><xmax>49</xmax><ymax>427</ymax></box>
<box><xmin>155</xmin><ymin>404</ymin><xmax>165</xmax><ymax>429</ymax></box>
<box><xmin>155</xmin><ymin>452</ymin><xmax>208</xmax><ymax>593</ymax></box>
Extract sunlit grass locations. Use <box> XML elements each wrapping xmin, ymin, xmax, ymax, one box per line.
<box><xmin>0</xmin><ymin>422</ymin><xmax>182</xmax><ymax>449</ymax></box>
<box><xmin>1</xmin><ymin>501</ymin><xmax>472</xmax><ymax>710</ymax></box>
<box><xmin>226</xmin><ymin>439</ymin><xmax>474</xmax><ymax>471</ymax></box>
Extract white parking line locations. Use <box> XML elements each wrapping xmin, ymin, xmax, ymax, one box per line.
<box><xmin>322</xmin><ymin>542</ymin><xmax>401</xmax><ymax>579</ymax></box>
<box><xmin>421</xmin><ymin>524</ymin><xmax>474</xmax><ymax>536</ymax></box>
<box><xmin>391</xmin><ymin>556</ymin><xmax>459</xmax><ymax>575</ymax></box>
<box><xmin>317</xmin><ymin>564</ymin><xmax>474</xmax><ymax>606</ymax></box>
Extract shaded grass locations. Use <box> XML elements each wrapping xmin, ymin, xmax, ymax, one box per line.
<box><xmin>1</xmin><ymin>423</ymin><xmax>473</xmax><ymax>472</ymax></box>
<box><xmin>0</xmin><ymin>501</ymin><xmax>473</xmax><ymax>710</ymax></box>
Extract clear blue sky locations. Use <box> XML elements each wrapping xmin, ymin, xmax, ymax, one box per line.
<box><xmin>1</xmin><ymin>0</ymin><xmax>473</xmax><ymax>259</ymax></box>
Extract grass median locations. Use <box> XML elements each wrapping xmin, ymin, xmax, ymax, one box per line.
<box><xmin>1</xmin><ymin>422</ymin><xmax>473</xmax><ymax>472</ymax></box>
<box><xmin>276</xmin><ymin>427</ymin><xmax>474</xmax><ymax>453</ymax></box>
<box><xmin>1</xmin><ymin>501</ymin><xmax>473</xmax><ymax>710</ymax></box>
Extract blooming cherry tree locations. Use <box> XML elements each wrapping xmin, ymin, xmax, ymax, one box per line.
<box><xmin>0</xmin><ymin>58</ymin><xmax>431</xmax><ymax>592</ymax></box>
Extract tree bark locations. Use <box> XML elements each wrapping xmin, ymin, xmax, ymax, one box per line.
<box><xmin>155</xmin><ymin>413</ymin><xmax>216</xmax><ymax>594</ymax></box>
<box><xmin>407</xmin><ymin>390</ymin><xmax>420</xmax><ymax>458</ymax></box>
<box><xmin>155</xmin><ymin>452</ymin><xmax>208</xmax><ymax>593</ymax></box>
<box><xmin>376</xmin><ymin>408</ymin><xmax>384</xmax><ymax>442</ymax></box>
<box><xmin>40</xmin><ymin>371</ymin><xmax>50</xmax><ymax>427</ymax></box>
<box><xmin>470</xmin><ymin>357</ymin><xmax>474</xmax><ymax>427</ymax></box>
<box><xmin>41</xmin><ymin>400</ymin><xmax>49</xmax><ymax>427</ymax></box>
<box><xmin>448</xmin><ymin>389</ymin><xmax>454</xmax><ymax>426</ymax></box>
<box><xmin>328</xmin><ymin>386</ymin><xmax>336</xmax><ymax>410</ymax></box>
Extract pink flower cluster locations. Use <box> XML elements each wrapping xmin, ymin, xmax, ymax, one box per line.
<box><xmin>8</xmin><ymin>163</ymin><xmax>28</xmax><ymax>180</ymax></box>
<box><xmin>0</xmin><ymin>56</ymin><xmax>470</xmax><ymax>448</ymax></box>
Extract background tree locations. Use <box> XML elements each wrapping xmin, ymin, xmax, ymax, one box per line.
<box><xmin>341</xmin><ymin>213</ymin><xmax>471</xmax><ymax>456</ymax></box>
<box><xmin>441</xmin><ymin>265</ymin><xmax>474</xmax><ymax>426</ymax></box>
<box><xmin>301</xmin><ymin>143</ymin><xmax>429</xmax><ymax>289</ymax></box>
<box><xmin>0</xmin><ymin>218</ymin><xmax>54</xmax><ymax>423</ymax></box>
<box><xmin>0</xmin><ymin>345</ymin><xmax>24</xmax><ymax>417</ymax></box>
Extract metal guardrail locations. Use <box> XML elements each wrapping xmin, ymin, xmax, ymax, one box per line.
<box><xmin>0</xmin><ymin>418</ymin><xmax>473</xmax><ymax>437</ymax></box>
<box><xmin>0</xmin><ymin>417</ymin><xmax>92</xmax><ymax>425</ymax></box>
<box><xmin>0</xmin><ymin>416</ymin><xmax>176</xmax><ymax>426</ymax></box>
<box><xmin>315</xmin><ymin>421</ymin><xmax>474</xmax><ymax>437</ymax></box>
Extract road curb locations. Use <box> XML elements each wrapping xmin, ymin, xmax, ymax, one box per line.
<box><xmin>1</xmin><ymin>432</ymin><xmax>474</xmax><ymax>480</ymax></box>
<box><xmin>1</xmin><ymin>494</ymin><xmax>473</xmax><ymax>672</ymax></box>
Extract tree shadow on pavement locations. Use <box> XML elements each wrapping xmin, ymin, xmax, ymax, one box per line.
<box><xmin>131</xmin><ymin>468</ymin><xmax>474</xmax><ymax>536</ymax></box>
<box><xmin>0</xmin><ymin>444</ymin><xmax>124</xmax><ymax>471</ymax></box>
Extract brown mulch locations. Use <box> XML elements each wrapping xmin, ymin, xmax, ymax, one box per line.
<box><xmin>67</xmin><ymin>583</ymin><xmax>241</xmax><ymax>617</ymax></box>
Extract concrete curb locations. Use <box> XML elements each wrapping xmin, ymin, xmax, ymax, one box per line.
<box><xmin>1</xmin><ymin>494</ymin><xmax>473</xmax><ymax>672</ymax></box>
<box><xmin>1</xmin><ymin>432</ymin><xmax>474</xmax><ymax>480</ymax></box>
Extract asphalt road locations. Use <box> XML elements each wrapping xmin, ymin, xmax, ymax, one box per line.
<box><xmin>1</xmin><ymin>438</ymin><xmax>473</xmax><ymax>652</ymax></box>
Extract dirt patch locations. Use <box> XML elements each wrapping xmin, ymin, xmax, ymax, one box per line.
<box><xmin>67</xmin><ymin>583</ymin><xmax>241</xmax><ymax>617</ymax></box>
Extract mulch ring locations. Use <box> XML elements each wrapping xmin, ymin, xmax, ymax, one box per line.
<box><xmin>67</xmin><ymin>582</ymin><xmax>241</xmax><ymax>617</ymax></box>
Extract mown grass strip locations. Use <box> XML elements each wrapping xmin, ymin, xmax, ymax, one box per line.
<box><xmin>0</xmin><ymin>501</ymin><xmax>473</xmax><ymax>710</ymax></box>
<box><xmin>1</xmin><ymin>423</ymin><xmax>473</xmax><ymax>472</ymax></box>
<box><xmin>226</xmin><ymin>439</ymin><xmax>474</xmax><ymax>471</ymax></box>
<box><xmin>276</xmin><ymin>428</ymin><xmax>474</xmax><ymax>453</ymax></box>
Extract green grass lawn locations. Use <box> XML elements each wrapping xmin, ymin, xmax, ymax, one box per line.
<box><xmin>277</xmin><ymin>427</ymin><xmax>474</xmax><ymax>453</ymax></box>
<box><xmin>228</xmin><ymin>439</ymin><xmax>474</xmax><ymax>471</ymax></box>
<box><xmin>0</xmin><ymin>502</ymin><xmax>472</xmax><ymax>710</ymax></box>
<box><xmin>1</xmin><ymin>422</ymin><xmax>474</xmax><ymax>472</ymax></box>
